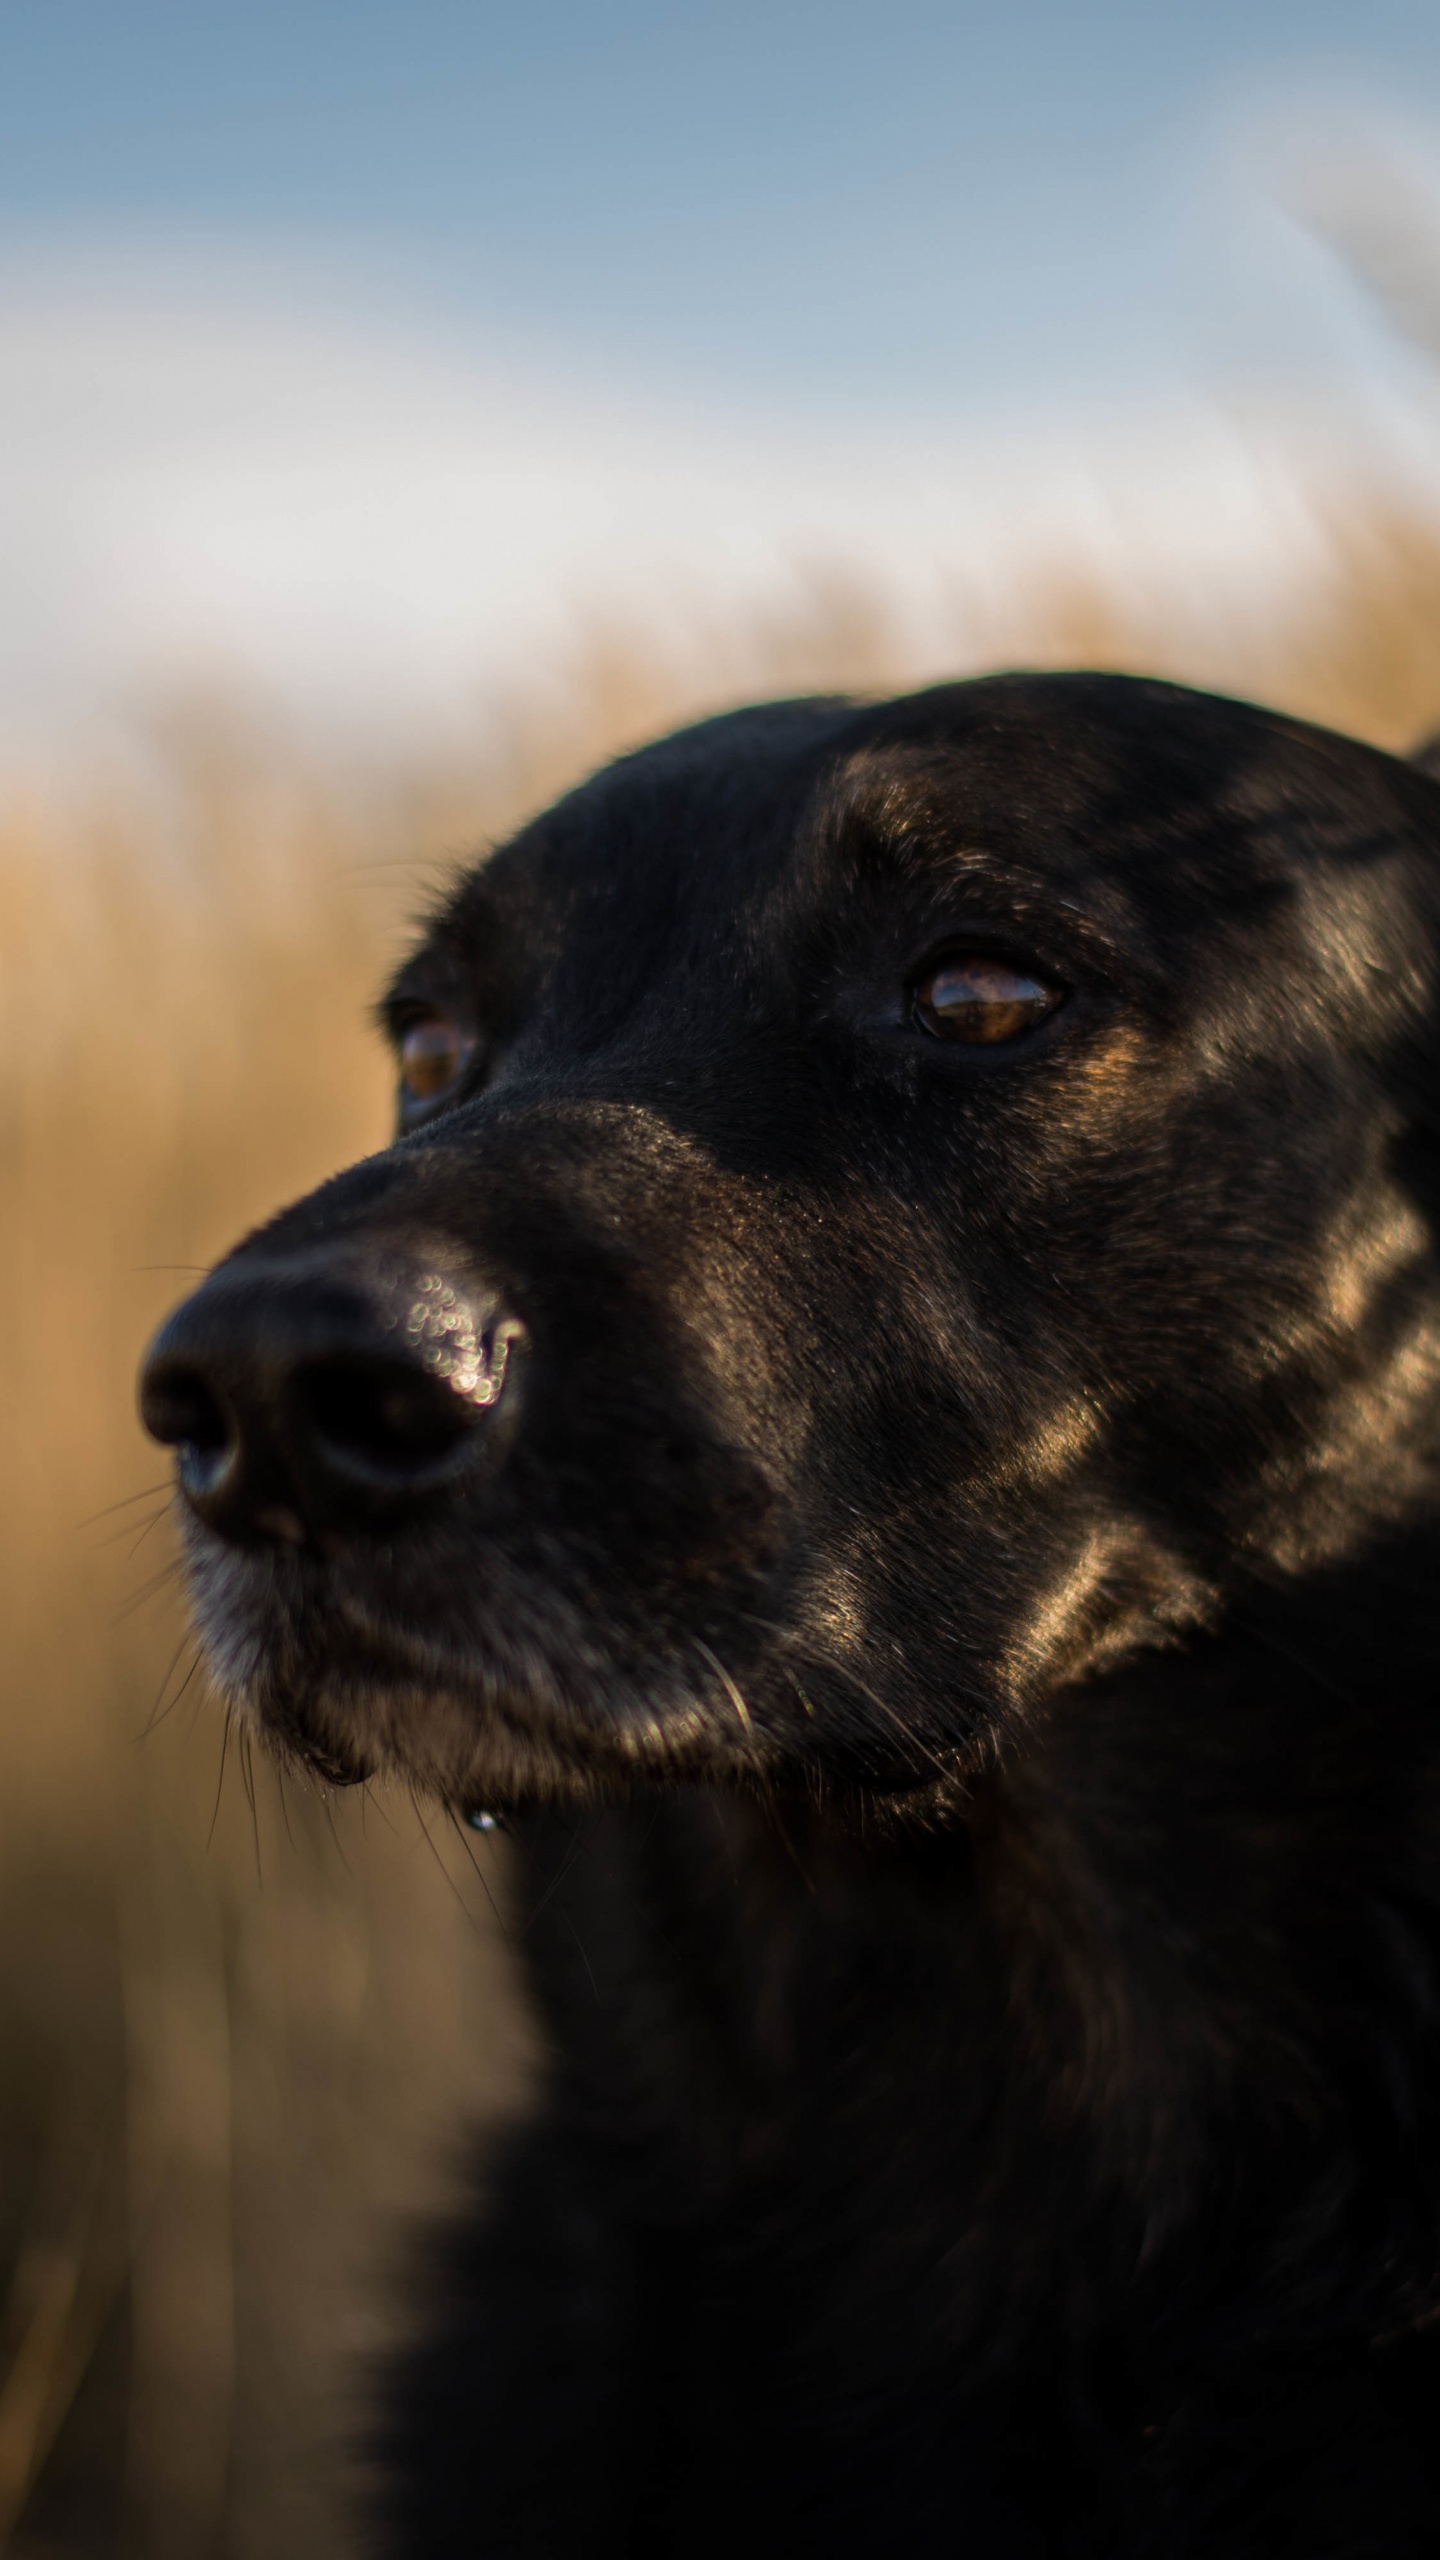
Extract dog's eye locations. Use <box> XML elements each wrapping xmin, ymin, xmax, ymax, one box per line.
<box><xmin>913</xmin><ymin>954</ymin><xmax>1060</xmax><ymax>1045</ymax></box>
<box><xmin>397</xmin><ymin>1011</ymin><xmax>475</xmax><ymax>1108</ymax></box>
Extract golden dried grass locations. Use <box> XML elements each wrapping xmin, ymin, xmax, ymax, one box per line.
<box><xmin>5</xmin><ymin>507</ymin><xmax>1440</xmax><ymax>2551</ymax></box>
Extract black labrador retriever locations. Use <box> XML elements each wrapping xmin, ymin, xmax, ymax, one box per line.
<box><xmin>141</xmin><ymin>674</ymin><xmax>1440</xmax><ymax>2556</ymax></box>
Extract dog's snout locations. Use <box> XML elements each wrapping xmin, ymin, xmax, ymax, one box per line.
<box><xmin>139</xmin><ymin>1253</ymin><xmax>524</xmax><ymax>1545</ymax></box>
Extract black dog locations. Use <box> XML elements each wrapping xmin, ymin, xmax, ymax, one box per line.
<box><xmin>142</xmin><ymin>675</ymin><xmax>1440</xmax><ymax>2555</ymax></box>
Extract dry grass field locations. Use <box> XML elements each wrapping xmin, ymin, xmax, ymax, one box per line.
<box><xmin>7</xmin><ymin>500</ymin><xmax>1440</xmax><ymax>2555</ymax></box>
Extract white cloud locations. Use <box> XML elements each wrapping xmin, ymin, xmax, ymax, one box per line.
<box><xmin>0</xmin><ymin>246</ymin><xmax>1436</xmax><ymax>770</ymax></box>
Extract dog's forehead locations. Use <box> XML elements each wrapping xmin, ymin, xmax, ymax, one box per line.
<box><xmin>809</xmin><ymin>676</ymin><xmax>1420</xmax><ymax>916</ymax></box>
<box><xmin>423</xmin><ymin>675</ymin><xmax>1430</xmax><ymax>992</ymax></box>
<box><xmin>455</xmin><ymin>698</ymin><xmax>859</xmax><ymax>936</ymax></box>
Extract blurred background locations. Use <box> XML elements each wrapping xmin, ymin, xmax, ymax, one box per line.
<box><xmin>9</xmin><ymin>3</ymin><xmax>1440</xmax><ymax>2551</ymax></box>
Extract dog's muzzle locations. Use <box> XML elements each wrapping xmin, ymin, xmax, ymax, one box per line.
<box><xmin>139</xmin><ymin>1247</ymin><xmax>526</xmax><ymax>1547</ymax></box>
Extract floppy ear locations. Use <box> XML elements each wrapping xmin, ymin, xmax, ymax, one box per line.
<box><xmin>1410</xmin><ymin>729</ymin><xmax>1440</xmax><ymax>782</ymax></box>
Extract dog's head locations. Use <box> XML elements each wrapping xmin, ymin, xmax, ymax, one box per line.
<box><xmin>139</xmin><ymin>674</ymin><xmax>1440</xmax><ymax>1816</ymax></box>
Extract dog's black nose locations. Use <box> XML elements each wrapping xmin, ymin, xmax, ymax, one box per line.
<box><xmin>138</xmin><ymin>1252</ymin><xmax>524</xmax><ymax>1544</ymax></box>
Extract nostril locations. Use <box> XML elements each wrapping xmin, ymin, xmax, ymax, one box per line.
<box><xmin>296</xmin><ymin>1356</ymin><xmax>476</xmax><ymax>1482</ymax></box>
<box><xmin>139</xmin><ymin>1364</ymin><xmax>236</xmax><ymax>1496</ymax></box>
<box><xmin>138</xmin><ymin>1265</ymin><xmax>520</xmax><ymax>1537</ymax></box>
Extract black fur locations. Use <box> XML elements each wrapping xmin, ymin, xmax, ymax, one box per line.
<box><xmin>141</xmin><ymin>675</ymin><xmax>1440</xmax><ymax>2552</ymax></box>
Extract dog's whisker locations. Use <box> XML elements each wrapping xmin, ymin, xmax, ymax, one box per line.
<box><xmin>692</xmin><ymin>1638</ymin><xmax>763</xmax><ymax>1763</ymax></box>
<box><xmin>405</xmin><ymin>1784</ymin><xmax>486</xmax><ymax>1941</ymax></box>
<box><xmin>113</xmin><ymin>1557</ymin><xmax>184</xmax><ymax>1625</ymax></box>
<box><xmin>78</xmin><ymin>1478</ymin><xmax>175</xmax><ymax>1530</ymax></box>
<box><xmin>139</xmin><ymin>1634</ymin><xmax>204</xmax><ymax>1741</ymax></box>
<box><xmin>273</xmin><ymin>1762</ymin><xmax>299</xmax><ymax>1854</ymax></box>
<box><xmin>788</xmin><ymin>1649</ymin><xmax>962</xmax><ymax>1786</ymax></box>
<box><xmin>316</xmin><ymin>1785</ymin><xmax>353</xmax><ymax>1877</ymax></box>
<box><xmin>442</xmin><ymin>1804</ymin><xmax>509</xmax><ymax>1935</ymax></box>
<box><xmin>206</xmin><ymin>1710</ymin><xmax>234</xmax><ymax>1850</ymax></box>
<box><xmin>120</xmin><ymin>1504</ymin><xmax>173</xmax><ymax>1563</ymax></box>
<box><xmin>692</xmin><ymin>1638</ymin><xmax>811</xmax><ymax>1882</ymax></box>
<box><xmin>96</xmin><ymin>1501</ymin><xmax>171</xmax><ymax>1553</ymax></box>
<box><xmin>237</xmin><ymin>1727</ymin><xmax>263</xmax><ymax>1885</ymax></box>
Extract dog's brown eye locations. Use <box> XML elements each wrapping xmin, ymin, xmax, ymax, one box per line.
<box><xmin>913</xmin><ymin>955</ymin><xmax>1059</xmax><ymax>1045</ymax></box>
<box><xmin>398</xmin><ymin>1012</ymin><xmax>474</xmax><ymax>1105</ymax></box>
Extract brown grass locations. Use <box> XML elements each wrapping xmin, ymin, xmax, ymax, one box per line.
<box><xmin>6</xmin><ymin>500</ymin><xmax>1440</xmax><ymax>2553</ymax></box>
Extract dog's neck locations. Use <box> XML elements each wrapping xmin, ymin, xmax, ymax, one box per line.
<box><xmin>525</xmin><ymin>1526</ymin><xmax>1440</xmax><ymax>2365</ymax></box>
<box><xmin>959</xmin><ymin>1530</ymin><xmax>1440</xmax><ymax>2349</ymax></box>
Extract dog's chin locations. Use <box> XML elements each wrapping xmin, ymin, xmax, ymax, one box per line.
<box><xmin>177</xmin><ymin>1509</ymin><xmax>1014</xmax><ymax>1824</ymax></box>
<box><xmin>220</xmin><ymin>1667</ymin><xmax>984</xmax><ymax>1838</ymax></box>
<box><xmin>228</xmin><ymin>1663</ymin><xmax>628</xmax><ymax>1811</ymax></box>
<box><xmin>179</xmin><ymin>1515</ymin><xmax>789</xmax><ymax>1814</ymax></box>
<box><xmin>189</xmin><ymin>1595</ymin><xmax>708</xmax><ymax>1813</ymax></box>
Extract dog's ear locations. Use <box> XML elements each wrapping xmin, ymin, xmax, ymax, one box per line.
<box><xmin>1410</xmin><ymin>729</ymin><xmax>1440</xmax><ymax>782</ymax></box>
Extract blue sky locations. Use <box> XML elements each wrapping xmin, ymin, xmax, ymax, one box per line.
<box><xmin>4</xmin><ymin>4</ymin><xmax>1440</xmax><ymax>756</ymax></box>
<box><xmin>3</xmin><ymin>0</ymin><xmax>1440</xmax><ymax>409</ymax></box>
